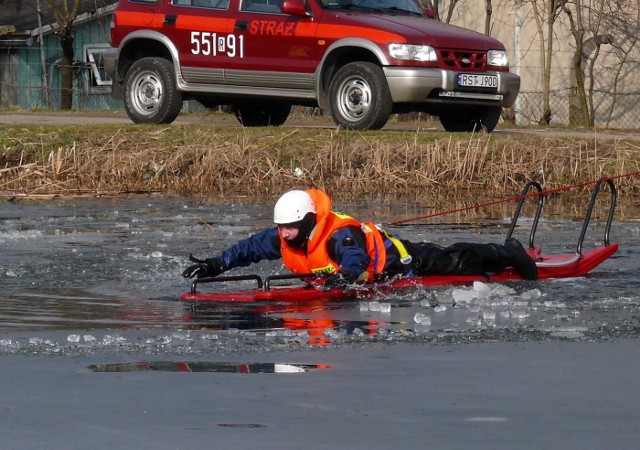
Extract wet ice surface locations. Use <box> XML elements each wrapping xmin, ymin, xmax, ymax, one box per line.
<box><xmin>1</xmin><ymin>197</ymin><xmax>639</xmax><ymax>356</ymax></box>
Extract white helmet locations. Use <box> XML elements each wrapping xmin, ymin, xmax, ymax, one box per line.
<box><xmin>273</xmin><ymin>190</ymin><xmax>316</xmax><ymax>224</ymax></box>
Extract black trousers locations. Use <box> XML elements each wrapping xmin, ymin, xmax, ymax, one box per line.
<box><xmin>405</xmin><ymin>241</ymin><xmax>513</xmax><ymax>276</ymax></box>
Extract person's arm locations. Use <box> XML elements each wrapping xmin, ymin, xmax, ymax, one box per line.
<box><xmin>219</xmin><ymin>227</ymin><xmax>282</xmax><ymax>269</ymax></box>
<box><xmin>182</xmin><ymin>227</ymin><xmax>281</xmax><ymax>278</ymax></box>
<box><xmin>325</xmin><ymin>226</ymin><xmax>371</xmax><ymax>286</ymax></box>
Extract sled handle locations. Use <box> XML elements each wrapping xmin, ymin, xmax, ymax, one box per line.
<box><xmin>577</xmin><ymin>178</ymin><xmax>617</xmax><ymax>255</ymax></box>
<box><xmin>506</xmin><ymin>180</ymin><xmax>545</xmax><ymax>249</ymax></box>
<box><xmin>190</xmin><ymin>274</ymin><xmax>263</xmax><ymax>293</ymax></box>
<box><xmin>264</xmin><ymin>273</ymin><xmax>320</xmax><ymax>291</ymax></box>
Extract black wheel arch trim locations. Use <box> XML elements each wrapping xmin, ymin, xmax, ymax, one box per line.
<box><xmin>117</xmin><ymin>31</ymin><xmax>181</xmax><ymax>86</ymax></box>
<box><xmin>316</xmin><ymin>38</ymin><xmax>388</xmax><ymax>110</ymax></box>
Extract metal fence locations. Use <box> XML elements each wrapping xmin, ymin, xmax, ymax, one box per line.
<box><xmin>0</xmin><ymin>57</ymin><xmax>118</xmax><ymax>111</ymax></box>
<box><xmin>0</xmin><ymin>83</ymin><xmax>117</xmax><ymax>110</ymax></box>
<box><xmin>515</xmin><ymin>90</ymin><xmax>640</xmax><ymax>130</ymax></box>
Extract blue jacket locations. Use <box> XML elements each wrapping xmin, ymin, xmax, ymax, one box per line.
<box><xmin>217</xmin><ymin>226</ymin><xmax>408</xmax><ymax>280</ymax></box>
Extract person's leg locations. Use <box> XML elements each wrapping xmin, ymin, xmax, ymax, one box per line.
<box><xmin>503</xmin><ymin>238</ymin><xmax>539</xmax><ymax>280</ymax></box>
<box><xmin>408</xmin><ymin>238</ymin><xmax>537</xmax><ymax>280</ymax></box>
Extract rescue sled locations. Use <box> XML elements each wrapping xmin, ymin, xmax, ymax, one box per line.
<box><xmin>181</xmin><ymin>179</ymin><xmax>618</xmax><ymax>303</ymax></box>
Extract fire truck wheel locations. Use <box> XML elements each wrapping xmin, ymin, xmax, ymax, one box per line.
<box><xmin>328</xmin><ymin>61</ymin><xmax>392</xmax><ymax>130</ymax></box>
<box><xmin>124</xmin><ymin>57</ymin><xmax>184</xmax><ymax>124</ymax></box>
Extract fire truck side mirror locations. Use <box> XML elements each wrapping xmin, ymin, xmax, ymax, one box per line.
<box><xmin>281</xmin><ymin>0</ymin><xmax>310</xmax><ymax>16</ymax></box>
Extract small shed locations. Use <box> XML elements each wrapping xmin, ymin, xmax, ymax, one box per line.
<box><xmin>0</xmin><ymin>0</ymin><xmax>117</xmax><ymax>109</ymax></box>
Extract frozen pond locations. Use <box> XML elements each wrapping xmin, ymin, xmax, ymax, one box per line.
<box><xmin>1</xmin><ymin>196</ymin><xmax>639</xmax><ymax>356</ymax></box>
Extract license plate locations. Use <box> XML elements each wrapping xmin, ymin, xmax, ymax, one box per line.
<box><xmin>457</xmin><ymin>73</ymin><xmax>498</xmax><ymax>88</ymax></box>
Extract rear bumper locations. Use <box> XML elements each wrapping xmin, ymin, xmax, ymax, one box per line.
<box><xmin>384</xmin><ymin>67</ymin><xmax>520</xmax><ymax>108</ymax></box>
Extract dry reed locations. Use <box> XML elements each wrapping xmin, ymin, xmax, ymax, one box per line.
<box><xmin>1</xmin><ymin>124</ymin><xmax>639</xmax><ymax>202</ymax></box>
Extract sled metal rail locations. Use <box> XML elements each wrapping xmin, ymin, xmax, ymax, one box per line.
<box><xmin>190</xmin><ymin>272</ymin><xmax>319</xmax><ymax>294</ymax></box>
<box><xmin>577</xmin><ymin>178</ymin><xmax>617</xmax><ymax>254</ymax></box>
<box><xmin>190</xmin><ymin>274</ymin><xmax>263</xmax><ymax>293</ymax></box>
<box><xmin>265</xmin><ymin>273</ymin><xmax>320</xmax><ymax>290</ymax></box>
<box><xmin>506</xmin><ymin>178</ymin><xmax>617</xmax><ymax>255</ymax></box>
<box><xmin>505</xmin><ymin>180</ymin><xmax>545</xmax><ymax>249</ymax></box>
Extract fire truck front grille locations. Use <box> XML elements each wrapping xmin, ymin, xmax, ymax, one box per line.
<box><xmin>439</xmin><ymin>50</ymin><xmax>487</xmax><ymax>71</ymax></box>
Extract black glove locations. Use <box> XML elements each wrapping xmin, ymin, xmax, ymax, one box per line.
<box><xmin>323</xmin><ymin>271</ymin><xmax>356</xmax><ymax>291</ymax></box>
<box><xmin>181</xmin><ymin>254</ymin><xmax>224</xmax><ymax>279</ymax></box>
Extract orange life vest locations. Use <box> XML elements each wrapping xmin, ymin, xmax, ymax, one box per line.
<box><xmin>279</xmin><ymin>188</ymin><xmax>386</xmax><ymax>281</ymax></box>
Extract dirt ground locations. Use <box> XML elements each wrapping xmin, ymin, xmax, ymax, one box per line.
<box><xmin>2</xmin><ymin>110</ymin><xmax>639</xmax><ymax>141</ymax></box>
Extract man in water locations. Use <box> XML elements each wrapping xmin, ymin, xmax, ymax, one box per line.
<box><xmin>182</xmin><ymin>188</ymin><xmax>537</xmax><ymax>289</ymax></box>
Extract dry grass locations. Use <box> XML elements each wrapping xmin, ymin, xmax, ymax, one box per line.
<box><xmin>1</xmin><ymin>124</ymin><xmax>640</xmax><ymax>202</ymax></box>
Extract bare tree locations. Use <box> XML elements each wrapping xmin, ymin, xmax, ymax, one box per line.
<box><xmin>559</xmin><ymin>0</ymin><xmax>639</xmax><ymax>127</ymax></box>
<box><xmin>443</xmin><ymin>0</ymin><xmax>463</xmax><ymax>23</ymax></box>
<box><xmin>484</xmin><ymin>0</ymin><xmax>493</xmax><ymax>35</ymax></box>
<box><xmin>425</xmin><ymin>0</ymin><xmax>462</xmax><ymax>23</ymax></box>
<box><xmin>42</xmin><ymin>0</ymin><xmax>81</xmax><ymax>110</ymax></box>
<box><xmin>527</xmin><ymin>0</ymin><xmax>562</xmax><ymax>125</ymax></box>
<box><xmin>561</xmin><ymin>0</ymin><xmax>590</xmax><ymax>126</ymax></box>
<box><xmin>585</xmin><ymin>34</ymin><xmax>613</xmax><ymax>127</ymax></box>
<box><xmin>604</xmin><ymin>1</ymin><xmax>640</xmax><ymax>126</ymax></box>
<box><xmin>558</xmin><ymin>0</ymin><xmax>618</xmax><ymax>127</ymax></box>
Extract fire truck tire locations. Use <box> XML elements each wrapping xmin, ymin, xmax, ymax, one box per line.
<box><xmin>439</xmin><ymin>106</ymin><xmax>502</xmax><ymax>133</ymax></box>
<box><xmin>232</xmin><ymin>102</ymin><xmax>291</xmax><ymax>127</ymax></box>
<box><xmin>328</xmin><ymin>61</ymin><xmax>392</xmax><ymax>130</ymax></box>
<box><xmin>123</xmin><ymin>57</ymin><xmax>183</xmax><ymax>124</ymax></box>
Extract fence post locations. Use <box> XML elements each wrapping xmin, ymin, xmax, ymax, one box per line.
<box><xmin>36</xmin><ymin>0</ymin><xmax>50</xmax><ymax>108</ymax></box>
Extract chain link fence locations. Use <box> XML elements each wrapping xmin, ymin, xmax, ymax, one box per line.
<box><xmin>515</xmin><ymin>90</ymin><xmax>640</xmax><ymax>129</ymax></box>
<box><xmin>0</xmin><ymin>56</ymin><xmax>118</xmax><ymax>110</ymax></box>
<box><xmin>0</xmin><ymin>82</ymin><xmax>117</xmax><ymax>111</ymax></box>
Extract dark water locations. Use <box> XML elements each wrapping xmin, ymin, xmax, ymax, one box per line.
<box><xmin>1</xmin><ymin>196</ymin><xmax>639</xmax><ymax>355</ymax></box>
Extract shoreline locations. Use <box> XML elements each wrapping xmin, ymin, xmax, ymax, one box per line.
<box><xmin>2</xmin><ymin>117</ymin><xmax>640</xmax><ymax>200</ymax></box>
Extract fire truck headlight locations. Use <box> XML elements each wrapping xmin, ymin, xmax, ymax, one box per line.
<box><xmin>388</xmin><ymin>44</ymin><xmax>437</xmax><ymax>62</ymax></box>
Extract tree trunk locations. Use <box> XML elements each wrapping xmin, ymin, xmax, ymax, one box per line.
<box><xmin>59</xmin><ymin>32</ymin><xmax>74</xmax><ymax>110</ymax></box>
<box><xmin>484</xmin><ymin>0</ymin><xmax>492</xmax><ymax>36</ymax></box>
<box><xmin>561</xmin><ymin>0</ymin><xmax>591</xmax><ymax>128</ymax></box>
<box><xmin>444</xmin><ymin>0</ymin><xmax>459</xmax><ymax>24</ymax></box>
<box><xmin>43</xmin><ymin>0</ymin><xmax>82</xmax><ymax>111</ymax></box>
<box><xmin>569</xmin><ymin>38</ymin><xmax>591</xmax><ymax>127</ymax></box>
<box><xmin>541</xmin><ymin>0</ymin><xmax>556</xmax><ymax>125</ymax></box>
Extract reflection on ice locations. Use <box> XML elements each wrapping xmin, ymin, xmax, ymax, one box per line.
<box><xmin>88</xmin><ymin>361</ymin><xmax>327</xmax><ymax>374</ymax></box>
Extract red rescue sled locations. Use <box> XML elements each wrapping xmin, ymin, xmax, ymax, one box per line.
<box><xmin>181</xmin><ymin>179</ymin><xmax>618</xmax><ymax>303</ymax></box>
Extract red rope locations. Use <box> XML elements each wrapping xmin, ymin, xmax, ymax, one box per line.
<box><xmin>387</xmin><ymin>171</ymin><xmax>640</xmax><ymax>226</ymax></box>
